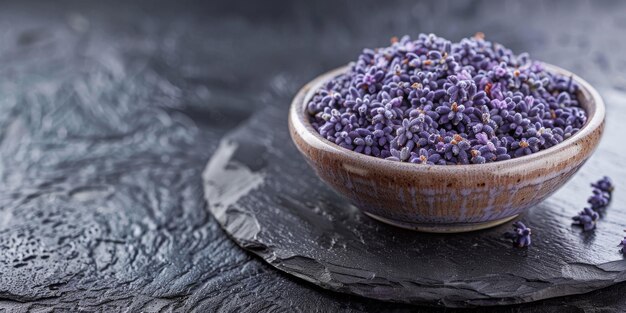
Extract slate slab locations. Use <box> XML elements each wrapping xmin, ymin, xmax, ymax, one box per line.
<box><xmin>203</xmin><ymin>99</ymin><xmax>626</xmax><ymax>307</ymax></box>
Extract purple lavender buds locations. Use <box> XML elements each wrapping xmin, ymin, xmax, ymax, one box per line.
<box><xmin>591</xmin><ymin>176</ymin><xmax>614</xmax><ymax>196</ymax></box>
<box><xmin>308</xmin><ymin>33</ymin><xmax>587</xmax><ymax>165</ymax></box>
<box><xmin>504</xmin><ymin>221</ymin><xmax>532</xmax><ymax>248</ymax></box>
<box><xmin>588</xmin><ymin>176</ymin><xmax>614</xmax><ymax>211</ymax></box>
<box><xmin>588</xmin><ymin>189</ymin><xmax>610</xmax><ymax>211</ymax></box>
<box><xmin>572</xmin><ymin>207</ymin><xmax>599</xmax><ymax>231</ymax></box>
<box><xmin>572</xmin><ymin>176</ymin><xmax>614</xmax><ymax>231</ymax></box>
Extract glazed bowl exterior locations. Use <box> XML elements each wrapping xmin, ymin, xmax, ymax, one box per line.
<box><xmin>288</xmin><ymin>64</ymin><xmax>605</xmax><ymax>233</ymax></box>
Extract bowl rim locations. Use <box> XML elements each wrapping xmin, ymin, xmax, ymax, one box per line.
<box><xmin>290</xmin><ymin>62</ymin><xmax>605</xmax><ymax>173</ymax></box>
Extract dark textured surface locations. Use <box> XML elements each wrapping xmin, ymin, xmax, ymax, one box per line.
<box><xmin>1</xmin><ymin>0</ymin><xmax>626</xmax><ymax>312</ymax></box>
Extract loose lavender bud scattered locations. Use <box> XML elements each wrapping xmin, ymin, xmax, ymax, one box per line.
<box><xmin>588</xmin><ymin>176</ymin><xmax>614</xmax><ymax>211</ymax></box>
<box><xmin>504</xmin><ymin>221</ymin><xmax>532</xmax><ymax>248</ymax></box>
<box><xmin>591</xmin><ymin>176</ymin><xmax>614</xmax><ymax>196</ymax></box>
<box><xmin>588</xmin><ymin>189</ymin><xmax>610</xmax><ymax>211</ymax></box>
<box><xmin>572</xmin><ymin>207</ymin><xmax>599</xmax><ymax>231</ymax></box>
<box><xmin>571</xmin><ymin>176</ymin><xmax>614</xmax><ymax>231</ymax></box>
<box><xmin>308</xmin><ymin>33</ymin><xmax>586</xmax><ymax>165</ymax></box>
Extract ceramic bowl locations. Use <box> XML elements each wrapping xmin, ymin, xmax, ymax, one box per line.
<box><xmin>288</xmin><ymin>64</ymin><xmax>605</xmax><ymax>233</ymax></box>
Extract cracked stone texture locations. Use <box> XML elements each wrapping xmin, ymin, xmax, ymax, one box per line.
<box><xmin>1</xmin><ymin>0</ymin><xmax>626</xmax><ymax>312</ymax></box>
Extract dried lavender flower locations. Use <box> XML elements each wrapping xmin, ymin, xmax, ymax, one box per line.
<box><xmin>588</xmin><ymin>189</ymin><xmax>611</xmax><ymax>211</ymax></box>
<box><xmin>591</xmin><ymin>176</ymin><xmax>614</xmax><ymax>195</ymax></box>
<box><xmin>588</xmin><ymin>176</ymin><xmax>615</xmax><ymax>211</ymax></box>
<box><xmin>572</xmin><ymin>207</ymin><xmax>599</xmax><ymax>231</ymax></box>
<box><xmin>308</xmin><ymin>33</ymin><xmax>586</xmax><ymax>165</ymax></box>
<box><xmin>504</xmin><ymin>221</ymin><xmax>532</xmax><ymax>248</ymax></box>
<box><xmin>571</xmin><ymin>176</ymin><xmax>615</xmax><ymax>231</ymax></box>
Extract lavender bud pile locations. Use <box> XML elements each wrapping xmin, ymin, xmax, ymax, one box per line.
<box><xmin>308</xmin><ymin>33</ymin><xmax>587</xmax><ymax>164</ymax></box>
<box><xmin>504</xmin><ymin>221</ymin><xmax>532</xmax><ymax>248</ymax></box>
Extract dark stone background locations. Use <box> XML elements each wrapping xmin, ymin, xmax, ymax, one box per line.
<box><xmin>0</xmin><ymin>0</ymin><xmax>625</xmax><ymax>311</ymax></box>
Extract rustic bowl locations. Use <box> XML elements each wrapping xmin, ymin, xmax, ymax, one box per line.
<box><xmin>288</xmin><ymin>64</ymin><xmax>605</xmax><ymax>233</ymax></box>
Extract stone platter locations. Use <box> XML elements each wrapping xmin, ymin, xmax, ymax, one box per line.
<box><xmin>203</xmin><ymin>102</ymin><xmax>626</xmax><ymax>307</ymax></box>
